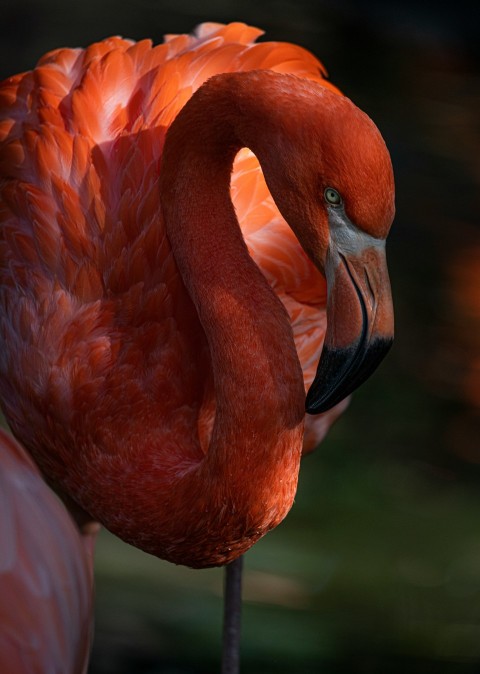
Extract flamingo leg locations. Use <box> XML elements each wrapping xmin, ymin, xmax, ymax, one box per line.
<box><xmin>221</xmin><ymin>555</ymin><xmax>244</xmax><ymax>674</ymax></box>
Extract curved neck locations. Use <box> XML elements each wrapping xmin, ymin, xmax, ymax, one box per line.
<box><xmin>157</xmin><ymin>72</ymin><xmax>305</xmax><ymax>564</ymax></box>
<box><xmin>161</xmin><ymin>72</ymin><xmax>306</xmax><ymax>445</ymax></box>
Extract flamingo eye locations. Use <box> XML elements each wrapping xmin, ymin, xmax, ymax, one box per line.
<box><xmin>324</xmin><ymin>187</ymin><xmax>342</xmax><ymax>206</ymax></box>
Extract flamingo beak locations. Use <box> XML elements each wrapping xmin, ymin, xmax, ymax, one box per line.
<box><xmin>306</xmin><ymin>209</ymin><xmax>394</xmax><ymax>414</ymax></box>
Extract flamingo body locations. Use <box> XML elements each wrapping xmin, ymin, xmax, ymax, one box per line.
<box><xmin>0</xmin><ymin>23</ymin><xmax>394</xmax><ymax>567</ymax></box>
<box><xmin>0</xmin><ymin>429</ymin><xmax>94</xmax><ymax>673</ymax></box>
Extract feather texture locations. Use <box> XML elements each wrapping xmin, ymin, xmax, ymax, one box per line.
<box><xmin>0</xmin><ymin>429</ymin><xmax>94</xmax><ymax>673</ymax></box>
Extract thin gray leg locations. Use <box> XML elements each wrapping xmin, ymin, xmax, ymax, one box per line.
<box><xmin>221</xmin><ymin>555</ymin><xmax>243</xmax><ymax>674</ymax></box>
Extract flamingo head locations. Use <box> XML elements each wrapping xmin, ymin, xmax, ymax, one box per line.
<box><xmin>255</xmin><ymin>80</ymin><xmax>395</xmax><ymax>413</ymax></box>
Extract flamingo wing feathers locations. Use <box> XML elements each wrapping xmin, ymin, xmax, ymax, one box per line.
<box><xmin>0</xmin><ymin>22</ymin><xmax>343</xmax><ymax>478</ymax></box>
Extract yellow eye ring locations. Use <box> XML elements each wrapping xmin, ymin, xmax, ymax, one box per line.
<box><xmin>324</xmin><ymin>187</ymin><xmax>342</xmax><ymax>206</ymax></box>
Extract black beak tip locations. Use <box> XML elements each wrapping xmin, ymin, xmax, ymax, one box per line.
<box><xmin>305</xmin><ymin>337</ymin><xmax>393</xmax><ymax>415</ymax></box>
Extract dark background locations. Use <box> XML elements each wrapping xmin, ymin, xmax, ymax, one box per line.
<box><xmin>1</xmin><ymin>1</ymin><xmax>479</xmax><ymax>672</ymax></box>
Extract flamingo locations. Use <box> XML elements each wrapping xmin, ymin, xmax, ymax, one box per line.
<box><xmin>0</xmin><ymin>428</ymin><xmax>95</xmax><ymax>673</ymax></box>
<box><xmin>0</xmin><ymin>21</ymin><xmax>394</xmax><ymax>670</ymax></box>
